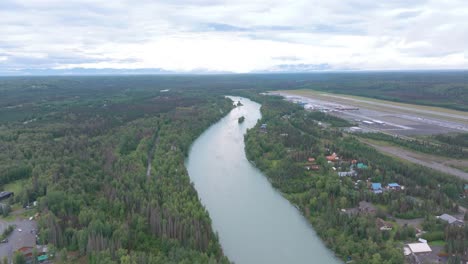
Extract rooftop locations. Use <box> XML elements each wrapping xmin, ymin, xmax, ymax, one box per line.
<box><xmin>438</xmin><ymin>214</ymin><xmax>462</xmax><ymax>224</ymax></box>
<box><xmin>357</xmin><ymin>163</ymin><xmax>368</xmax><ymax>169</ymax></box>
<box><xmin>338</xmin><ymin>171</ymin><xmax>356</xmax><ymax>177</ymax></box>
<box><xmin>407</xmin><ymin>243</ymin><xmax>432</xmax><ymax>254</ymax></box>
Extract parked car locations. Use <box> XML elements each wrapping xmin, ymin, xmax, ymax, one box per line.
<box><xmin>0</xmin><ymin>239</ymin><xmax>8</xmax><ymax>243</ymax></box>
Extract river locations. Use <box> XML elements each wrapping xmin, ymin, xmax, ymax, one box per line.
<box><xmin>186</xmin><ymin>96</ymin><xmax>340</xmax><ymax>264</ymax></box>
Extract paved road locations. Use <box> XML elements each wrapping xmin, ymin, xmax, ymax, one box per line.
<box><xmin>364</xmin><ymin>142</ymin><xmax>468</xmax><ymax>181</ymax></box>
<box><xmin>0</xmin><ymin>219</ymin><xmax>7</xmax><ymax>235</ymax></box>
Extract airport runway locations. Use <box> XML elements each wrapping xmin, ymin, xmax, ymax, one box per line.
<box><xmin>271</xmin><ymin>90</ymin><xmax>468</xmax><ymax>180</ymax></box>
<box><xmin>272</xmin><ymin>91</ymin><xmax>468</xmax><ymax>136</ymax></box>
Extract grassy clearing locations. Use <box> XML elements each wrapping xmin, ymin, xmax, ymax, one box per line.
<box><xmin>429</xmin><ymin>240</ymin><xmax>446</xmax><ymax>246</ymax></box>
<box><xmin>2</xmin><ymin>178</ymin><xmax>28</xmax><ymax>194</ymax></box>
<box><xmin>0</xmin><ymin>179</ymin><xmax>32</xmax><ymax>221</ymax></box>
<box><xmin>0</xmin><ymin>212</ymin><xmax>17</xmax><ymax>221</ymax></box>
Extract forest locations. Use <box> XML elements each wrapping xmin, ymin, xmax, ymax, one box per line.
<box><xmin>1</xmin><ymin>73</ymin><xmax>468</xmax><ymax>263</ymax></box>
<box><xmin>434</xmin><ymin>133</ymin><xmax>468</xmax><ymax>149</ymax></box>
<box><xmin>0</xmin><ymin>76</ymin><xmax>237</xmax><ymax>263</ymax></box>
<box><xmin>244</xmin><ymin>94</ymin><xmax>468</xmax><ymax>263</ymax></box>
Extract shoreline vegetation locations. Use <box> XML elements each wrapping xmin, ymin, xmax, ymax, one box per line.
<box><xmin>0</xmin><ymin>78</ymin><xmax>234</xmax><ymax>263</ymax></box>
<box><xmin>243</xmin><ymin>93</ymin><xmax>467</xmax><ymax>263</ymax></box>
<box><xmin>0</xmin><ymin>74</ymin><xmax>467</xmax><ymax>263</ymax></box>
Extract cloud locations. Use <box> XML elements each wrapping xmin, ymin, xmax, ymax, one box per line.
<box><xmin>202</xmin><ymin>23</ymin><xmax>248</xmax><ymax>32</ymax></box>
<box><xmin>0</xmin><ymin>0</ymin><xmax>467</xmax><ymax>73</ymax></box>
<box><xmin>264</xmin><ymin>63</ymin><xmax>333</xmax><ymax>72</ymax></box>
<box><xmin>272</xmin><ymin>56</ymin><xmax>302</xmax><ymax>61</ymax></box>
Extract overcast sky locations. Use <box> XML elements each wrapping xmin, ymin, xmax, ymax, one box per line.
<box><xmin>1</xmin><ymin>0</ymin><xmax>468</xmax><ymax>73</ymax></box>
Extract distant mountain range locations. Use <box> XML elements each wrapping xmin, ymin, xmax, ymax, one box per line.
<box><xmin>0</xmin><ymin>66</ymin><xmax>465</xmax><ymax>76</ymax></box>
<box><xmin>0</xmin><ymin>64</ymin><xmax>336</xmax><ymax>76</ymax></box>
<box><xmin>0</xmin><ymin>68</ymin><xmax>174</xmax><ymax>76</ymax></box>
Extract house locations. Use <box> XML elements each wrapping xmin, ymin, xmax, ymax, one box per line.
<box><xmin>326</xmin><ymin>153</ymin><xmax>339</xmax><ymax>161</ymax></box>
<box><xmin>356</xmin><ymin>163</ymin><xmax>368</xmax><ymax>169</ymax></box>
<box><xmin>0</xmin><ymin>191</ymin><xmax>14</xmax><ymax>201</ymax></box>
<box><xmin>309</xmin><ymin>165</ymin><xmax>320</xmax><ymax>171</ymax></box>
<box><xmin>358</xmin><ymin>201</ymin><xmax>376</xmax><ymax>214</ymax></box>
<box><xmin>305</xmin><ymin>161</ymin><xmax>319</xmax><ymax>171</ymax></box>
<box><xmin>308</xmin><ymin>157</ymin><xmax>316</xmax><ymax>162</ymax></box>
<box><xmin>338</xmin><ymin>170</ymin><xmax>357</xmax><ymax>177</ymax></box>
<box><xmin>388</xmin><ymin>183</ymin><xmax>402</xmax><ymax>191</ymax></box>
<box><xmin>16</xmin><ymin>247</ymin><xmax>34</xmax><ymax>262</ymax></box>
<box><xmin>371</xmin><ymin>183</ymin><xmax>383</xmax><ymax>194</ymax></box>
<box><xmin>405</xmin><ymin>242</ymin><xmax>432</xmax><ymax>256</ymax></box>
<box><xmin>437</xmin><ymin>214</ymin><xmax>464</xmax><ymax>226</ymax></box>
<box><xmin>17</xmin><ymin>246</ymin><xmax>49</xmax><ymax>263</ymax></box>
<box><xmin>376</xmin><ymin>218</ymin><xmax>393</xmax><ymax>231</ymax></box>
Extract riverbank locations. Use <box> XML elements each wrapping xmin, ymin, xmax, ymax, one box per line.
<box><xmin>186</xmin><ymin>96</ymin><xmax>339</xmax><ymax>264</ymax></box>
<box><xmin>243</xmin><ymin>94</ymin><xmax>467</xmax><ymax>263</ymax></box>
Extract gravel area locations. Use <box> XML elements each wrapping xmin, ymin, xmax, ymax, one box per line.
<box><xmin>0</xmin><ymin>218</ymin><xmax>37</xmax><ymax>261</ymax></box>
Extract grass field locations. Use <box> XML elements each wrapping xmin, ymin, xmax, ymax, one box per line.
<box><xmin>3</xmin><ymin>179</ymin><xmax>27</xmax><ymax>194</ymax></box>
<box><xmin>429</xmin><ymin>240</ymin><xmax>446</xmax><ymax>246</ymax></box>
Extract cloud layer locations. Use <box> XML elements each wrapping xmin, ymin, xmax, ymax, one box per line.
<box><xmin>1</xmin><ymin>0</ymin><xmax>467</xmax><ymax>73</ymax></box>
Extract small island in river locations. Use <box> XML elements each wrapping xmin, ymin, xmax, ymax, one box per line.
<box><xmin>238</xmin><ymin>116</ymin><xmax>245</xmax><ymax>123</ymax></box>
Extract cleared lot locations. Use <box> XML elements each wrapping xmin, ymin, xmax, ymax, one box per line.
<box><xmin>0</xmin><ymin>218</ymin><xmax>37</xmax><ymax>261</ymax></box>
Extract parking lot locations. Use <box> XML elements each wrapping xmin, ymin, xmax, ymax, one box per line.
<box><xmin>0</xmin><ymin>218</ymin><xmax>37</xmax><ymax>261</ymax></box>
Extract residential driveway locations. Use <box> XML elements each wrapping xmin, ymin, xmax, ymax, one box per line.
<box><xmin>0</xmin><ymin>219</ymin><xmax>8</xmax><ymax>234</ymax></box>
<box><xmin>395</xmin><ymin>217</ymin><xmax>424</xmax><ymax>229</ymax></box>
<box><xmin>0</xmin><ymin>218</ymin><xmax>37</xmax><ymax>260</ymax></box>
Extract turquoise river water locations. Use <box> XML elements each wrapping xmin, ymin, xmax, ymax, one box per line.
<box><xmin>186</xmin><ymin>97</ymin><xmax>340</xmax><ymax>264</ymax></box>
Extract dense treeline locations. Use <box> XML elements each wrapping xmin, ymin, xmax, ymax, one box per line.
<box><xmin>356</xmin><ymin>132</ymin><xmax>468</xmax><ymax>159</ymax></box>
<box><xmin>434</xmin><ymin>133</ymin><xmax>468</xmax><ymax>149</ymax></box>
<box><xmin>1</xmin><ymin>74</ymin><xmax>467</xmax><ymax>263</ymax></box>
<box><xmin>295</xmin><ymin>71</ymin><xmax>468</xmax><ymax>111</ymax></box>
<box><xmin>1</xmin><ymin>71</ymin><xmax>467</xmax><ymax>119</ymax></box>
<box><xmin>0</xmin><ymin>80</ymin><xmax>233</xmax><ymax>263</ymax></box>
<box><xmin>244</xmin><ymin>94</ymin><xmax>468</xmax><ymax>263</ymax></box>
<box><xmin>0</xmin><ymin>164</ymin><xmax>31</xmax><ymax>185</ymax></box>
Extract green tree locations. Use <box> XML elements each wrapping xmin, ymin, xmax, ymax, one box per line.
<box><xmin>13</xmin><ymin>252</ymin><xmax>26</xmax><ymax>264</ymax></box>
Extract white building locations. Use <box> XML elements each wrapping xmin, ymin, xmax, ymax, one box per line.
<box><xmin>404</xmin><ymin>243</ymin><xmax>432</xmax><ymax>256</ymax></box>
